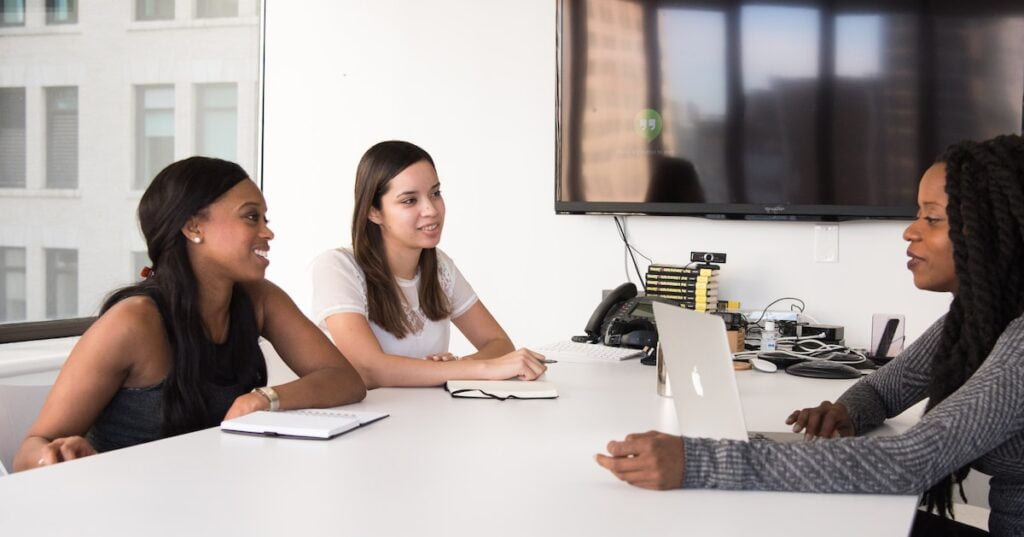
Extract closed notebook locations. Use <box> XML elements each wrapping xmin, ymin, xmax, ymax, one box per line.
<box><xmin>445</xmin><ymin>380</ymin><xmax>558</xmax><ymax>400</ymax></box>
<box><xmin>220</xmin><ymin>408</ymin><xmax>389</xmax><ymax>439</ymax></box>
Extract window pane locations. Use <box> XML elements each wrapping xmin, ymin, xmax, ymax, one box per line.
<box><xmin>0</xmin><ymin>247</ymin><xmax>27</xmax><ymax>322</ymax></box>
<box><xmin>741</xmin><ymin>5</ymin><xmax>820</xmax><ymax>202</ymax></box>
<box><xmin>45</xmin><ymin>248</ymin><xmax>77</xmax><ymax>319</ymax></box>
<box><xmin>132</xmin><ymin>251</ymin><xmax>150</xmax><ymax>282</ymax></box>
<box><xmin>196</xmin><ymin>83</ymin><xmax>237</xmax><ymax>161</ymax></box>
<box><xmin>197</xmin><ymin>0</ymin><xmax>238</xmax><ymax>19</ymax></box>
<box><xmin>46</xmin><ymin>87</ymin><xmax>79</xmax><ymax>189</ymax></box>
<box><xmin>136</xmin><ymin>0</ymin><xmax>174</xmax><ymax>21</ymax></box>
<box><xmin>0</xmin><ymin>88</ymin><xmax>26</xmax><ymax>188</ymax></box>
<box><xmin>135</xmin><ymin>85</ymin><xmax>175</xmax><ymax>190</ymax></box>
<box><xmin>0</xmin><ymin>0</ymin><xmax>25</xmax><ymax>26</ymax></box>
<box><xmin>45</xmin><ymin>0</ymin><xmax>76</xmax><ymax>24</ymax></box>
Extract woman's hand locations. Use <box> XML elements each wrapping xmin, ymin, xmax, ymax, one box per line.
<box><xmin>483</xmin><ymin>348</ymin><xmax>547</xmax><ymax>380</ymax></box>
<box><xmin>595</xmin><ymin>431</ymin><xmax>685</xmax><ymax>490</ymax></box>
<box><xmin>785</xmin><ymin>400</ymin><xmax>854</xmax><ymax>439</ymax></box>
<box><xmin>36</xmin><ymin>436</ymin><xmax>97</xmax><ymax>467</ymax></box>
<box><xmin>425</xmin><ymin>352</ymin><xmax>458</xmax><ymax>362</ymax></box>
<box><xmin>223</xmin><ymin>391</ymin><xmax>271</xmax><ymax>420</ymax></box>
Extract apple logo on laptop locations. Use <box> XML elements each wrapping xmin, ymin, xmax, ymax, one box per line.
<box><xmin>691</xmin><ymin>366</ymin><xmax>704</xmax><ymax>397</ymax></box>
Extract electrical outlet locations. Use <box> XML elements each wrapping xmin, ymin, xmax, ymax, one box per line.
<box><xmin>814</xmin><ymin>224</ymin><xmax>839</xmax><ymax>263</ymax></box>
<box><xmin>741</xmin><ymin>310</ymin><xmax>801</xmax><ymax>323</ymax></box>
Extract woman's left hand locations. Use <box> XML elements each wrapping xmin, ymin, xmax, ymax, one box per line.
<box><xmin>595</xmin><ymin>431</ymin><xmax>685</xmax><ymax>490</ymax></box>
<box><xmin>425</xmin><ymin>352</ymin><xmax>458</xmax><ymax>362</ymax></box>
<box><xmin>223</xmin><ymin>391</ymin><xmax>271</xmax><ymax>420</ymax></box>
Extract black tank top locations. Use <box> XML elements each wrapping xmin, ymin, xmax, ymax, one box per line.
<box><xmin>87</xmin><ymin>287</ymin><xmax>266</xmax><ymax>452</ymax></box>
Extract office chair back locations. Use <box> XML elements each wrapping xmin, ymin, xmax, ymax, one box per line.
<box><xmin>0</xmin><ymin>384</ymin><xmax>51</xmax><ymax>475</ymax></box>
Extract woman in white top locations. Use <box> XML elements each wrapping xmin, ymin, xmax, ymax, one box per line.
<box><xmin>311</xmin><ymin>141</ymin><xmax>547</xmax><ymax>388</ymax></box>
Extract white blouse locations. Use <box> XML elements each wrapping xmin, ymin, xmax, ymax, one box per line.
<box><xmin>311</xmin><ymin>247</ymin><xmax>478</xmax><ymax>359</ymax></box>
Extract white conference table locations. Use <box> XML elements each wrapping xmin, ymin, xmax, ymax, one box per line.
<box><xmin>0</xmin><ymin>360</ymin><xmax>920</xmax><ymax>536</ymax></box>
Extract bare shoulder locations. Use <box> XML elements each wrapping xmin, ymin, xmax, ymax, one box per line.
<box><xmin>240</xmin><ymin>279</ymin><xmax>296</xmax><ymax>331</ymax></box>
<box><xmin>239</xmin><ymin>279</ymin><xmax>289</xmax><ymax>308</ymax></box>
<box><xmin>73</xmin><ymin>295</ymin><xmax>168</xmax><ymax>374</ymax></box>
<box><xmin>93</xmin><ymin>295</ymin><xmax>165</xmax><ymax>340</ymax></box>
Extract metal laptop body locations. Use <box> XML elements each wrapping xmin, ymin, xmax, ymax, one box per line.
<box><xmin>653</xmin><ymin>302</ymin><xmax>802</xmax><ymax>443</ymax></box>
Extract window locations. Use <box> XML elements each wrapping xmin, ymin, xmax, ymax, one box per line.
<box><xmin>0</xmin><ymin>247</ymin><xmax>26</xmax><ymax>323</ymax></box>
<box><xmin>46</xmin><ymin>87</ymin><xmax>78</xmax><ymax>189</ymax></box>
<box><xmin>0</xmin><ymin>0</ymin><xmax>259</xmax><ymax>338</ymax></box>
<box><xmin>0</xmin><ymin>88</ymin><xmax>26</xmax><ymax>188</ymax></box>
<box><xmin>135</xmin><ymin>85</ymin><xmax>175</xmax><ymax>190</ymax></box>
<box><xmin>45</xmin><ymin>248</ymin><xmax>77</xmax><ymax>319</ymax></box>
<box><xmin>46</xmin><ymin>0</ymin><xmax>77</xmax><ymax>25</ymax></box>
<box><xmin>0</xmin><ymin>0</ymin><xmax>25</xmax><ymax>27</ymax></box>
<box><xmin>196</xmin><ymin>0</ymin><xmax>238</xmax><ymax>19</ymax></box>
<box><xmin>196</xmin><ymin>83</ymin><xmax>237</xmax><ymax>161</ymax></box>
<box><xmin>132</xmin><ymin>251</ymin><xmax>149</xmax><ymax>281</ymax></box>
<box><xmin>136</xmin><ymin>0</ymin><xmax>173</xmax><ymax>21</ymax></box>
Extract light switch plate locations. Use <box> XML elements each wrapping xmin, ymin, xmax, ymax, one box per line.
<box><xmin>814</xmin><ymin>224</ymin><xmax>839</xmax><ymax>263</ymax></box>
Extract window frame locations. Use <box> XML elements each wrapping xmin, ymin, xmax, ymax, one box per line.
<box><xmin>0</xmin><ymin>0</ymin><xmax>26</xmax><ymax>28</ymax></box>
<box><xmin>45</xmin><ymin>0</ymin><xmax>77</xmax><ymax>25</ymax></box>
<box><xmin>134</xmin><ymin>0</ymin><xmax>175</xmax><ymax>22</ymax></box>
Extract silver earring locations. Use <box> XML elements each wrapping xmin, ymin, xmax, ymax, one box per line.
<box><xmin>192</xmin><ymin>237</ymin><xmax>202</xmax><ymax>244</ymax></box>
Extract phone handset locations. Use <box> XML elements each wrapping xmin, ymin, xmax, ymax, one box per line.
<box><xmin>575</xmin><ymin>282</ymin><xmax>638</xmax><ymax>343</ymax></box>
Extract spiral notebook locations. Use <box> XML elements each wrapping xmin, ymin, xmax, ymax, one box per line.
<box><xmin>220</xmin><ymin>408</ymin><xmax>389</xmax><ymax>439</ymax></box>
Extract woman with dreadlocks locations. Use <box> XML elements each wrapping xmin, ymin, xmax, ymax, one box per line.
<box><xmin>596</xmin><ymin>134</ymin><xmax>1024</xmax><ymax>536</ymax></box>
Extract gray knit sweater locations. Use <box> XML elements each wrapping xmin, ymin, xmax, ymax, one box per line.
<box><xmin>682</xmin><ymin>314</ymin><xmax>1024</xmax><ymax>536</ymax></box>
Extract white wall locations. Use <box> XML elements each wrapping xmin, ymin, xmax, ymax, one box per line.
<box><xmin>262</xmin><ymin>0</ymin><xmax>950</xmax><ymax>355</ymax></box>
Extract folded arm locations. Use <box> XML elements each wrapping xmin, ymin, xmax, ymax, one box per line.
<box><xmin>325</xmin><ymin>306</ymin><xmax>544</xmax><ymax>389</ymax></box>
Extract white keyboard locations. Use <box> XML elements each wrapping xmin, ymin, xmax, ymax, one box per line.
<box><xmin>533</xmin><ymin>341</ymin><xmax>645</xmax><ymax>363</ymax></box>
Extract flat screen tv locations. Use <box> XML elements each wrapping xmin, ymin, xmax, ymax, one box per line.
<box><xmin>556</xmin><ymin>0</ymin><xmax>1024</xmax><ymax>220</ymax></box>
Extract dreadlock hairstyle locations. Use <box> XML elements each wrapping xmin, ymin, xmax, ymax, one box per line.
<box><xmin>921</xmin><ymin>134</ymin><xmax>1024</xmax><ymax>517</ymax></box>
<box><xmin>102</xmin><ymin>157</ymin><xmax>267</xmax><ymax>438</ymax></box>
<box><xmin>351</xmin><ymin>141</ymin><xmax>451</xmax><ymax>339</ymax></box>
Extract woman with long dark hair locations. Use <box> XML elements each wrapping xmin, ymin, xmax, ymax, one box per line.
<box><xmin>311</xmin><ymin>141</ymin><xmax>546</xmax><ymax>388</ymax></box>
<box><xmin>14</xmin><ymin>157</ymin><xmax>366</xmax><ymax>470</ymax></box>
<box><xmin>596</xmin><ymin>134</ymin><xmax>1024</xmax><ymax>536</ymax></box>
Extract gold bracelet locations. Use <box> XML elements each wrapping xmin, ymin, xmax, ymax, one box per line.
<box><xmin>251</xmin><ymin>386</ymin><xmax>280</xmax><ymax>411</ymax></box>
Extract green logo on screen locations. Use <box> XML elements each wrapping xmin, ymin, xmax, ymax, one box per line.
<box><xmin>635</xmin><ymin>109</ymin><xmax>663</xmax><ymax>142</ymax></box>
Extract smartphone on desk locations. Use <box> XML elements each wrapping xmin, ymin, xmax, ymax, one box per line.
<box><xmin>870</xmin><ymin>314</ymin><xmax>905</xmax><ymax>363</ymax></box>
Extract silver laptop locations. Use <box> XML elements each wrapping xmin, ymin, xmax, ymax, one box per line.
<box><xmin>653</xmin><ymin>302</ymin><xmax>802</xmax><ymax>442</ymax></box>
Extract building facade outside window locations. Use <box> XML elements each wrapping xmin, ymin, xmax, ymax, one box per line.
<box><xmin>46</xmin><ymin>86</ymin><xmax>78</xmax><ymax>189</ymax></box>
<box><xmin>135</xmin><ymin>0</ymin><xmax>173</xmax><ymax>21</ymax></box>
<box><xmin>196</xmin><ymin>83</ymin><xmax>238</xmax><ymax>161</ymax></box>
<box><xmin>135</xmin><ymin>85</ymin><xmax>175</xmax><ymax>191</ymax></box>
<box><xmin>45</xmin><ymin>248</ymin><xmax>77</xmax><ymax>319</ymax></box>
<box><xmin>45</xmin><ymin>0</ymin><xmax>76</xmax><ymax>24</ymax></box>
<box><xmin>0</xmin><ymin>1</ymin><xmax>260</xmax><ymax>335</ymax></box>
<box><xmin>0</xmin><ymin>247</ymin><xmax>27</xmax><ymax>323</ymax></box>
<box><xmin>0</xmin><ymin>0</ymin><xmax>25</xmax><ymax>27</ymax></box>
<box><xmin>0</xmin><ymin>87</ymin><xmax>26</xmax><ymax>188</ymax></box>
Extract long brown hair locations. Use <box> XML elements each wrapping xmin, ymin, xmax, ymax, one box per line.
<box><xmin>352</xmin><ymin>141</ymin><xmax>451</xmax><ymax>338</ymax></box>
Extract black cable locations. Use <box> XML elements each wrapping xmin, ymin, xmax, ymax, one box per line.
<box><xmin>614</xmin><ymin>216</ymin><xmax>645</xmax><ymax>287</ymax></box>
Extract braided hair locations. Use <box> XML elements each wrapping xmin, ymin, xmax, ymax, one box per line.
<box><xmin>921</xmin><ymin>134</ymin><xmax>1024</xmax><ymax>517</ymax></box>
